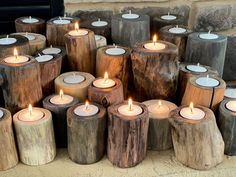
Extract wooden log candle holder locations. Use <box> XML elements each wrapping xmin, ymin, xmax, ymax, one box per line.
<box><xmin>15</xmin><ymin>16</ymin><xmax>45</xmax><ymax>34</ymax></box>
<box><xmin>95</xmin><ymin>35</ymin><xmax>107</xmax><ymax>48</ymax></box>
<box><xmin>107</xmin><ymin>100</ymin><xmax>149</xmax><ymax>168</ymax></box>
<box><xmin>112</xmin><ymin>12</ymin><xmax>150</xmax><ymax>47</ymax></box>
<box><xmin>43</xmin><ymin>94</ymin><xmax>79</xmax><ymax>148</ymax></box>
<box><xmin>143</xmin><ymin>100</ymin><xmax>177</xmax><ymax>150</ymax></box>
<box><xmin>96</xmin><ymin>45</ymin><xmax>130</xmax><ymax>97</ymax></box>
<box><xmin>13</xmin><ymin>106</ymin><xmax>56</xmax><ymax>166</ymax></box>
<box><xmin>159</xmin><ymin>25</ymin><xmax>192</xmax><ymax>60</ymax></box>
<box><xmin>47</xmin><ymin>17</ymin><xmax>79</xmax><ymax>46</ymax></box>
<box><xmin>0</xmin><ymin>108</ymin><xmax>18</xmax><ymax>171</ymax></box>
<box><xmin>67</xmin><ymin>102</ymin><xmax>106</xmax><ymax>164</ymax></box>
<box><xmin>169</xmin><ymin>105</ymin><xmax>224</xmax><ymax>170</ymax></box>
<box><xmin>0</xmin><ymin>34</ymin><xmax>30</xmax><ymax>58</ymax></box>
<box><xmin>0</xmin><ymin>55</ymin><xmax>42</xmax><ymax>114</ymax></box>
<box><xmin>181</xmin><ymin>75</ymin><xmax>226</xmax><ymax>112</ymax></box>
<box><xmin>55</xmin><ymin>71</ymin><xmax>95</xmax><ymax>102</ymax></box>
<box><xmin>185</xmin><ymin>32</ymin><xmax>227</xmax><ymax>76</ymax></box>
<box><xmin>131</xmin><ymin>40</ymin><xmax>179</xmax><ymax>102</ymax></box>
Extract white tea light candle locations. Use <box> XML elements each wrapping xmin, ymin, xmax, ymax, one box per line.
<box><xmin>93</xmin><ymin>72</ymin><xmax>116</xmax><ymax>88</ymax></box>
<box><xmin>74</xmin><ymin>101</ymin><xmax>99</xmax><ymax>116</ymax></box>
<box><xmin>196</xmin><ymin>75</ymin><xmax>219</xmax><ymax>87</ymax></box>
<box><xmin>144</xmin><ymin>34</ymin><xmax>166</xmax><ymax>50</ymax></box>
<box><xmin>69</xmin><ymin>22</ymin><xmax>88</xmax><ymax>36</ymax></box>
<box><xmin>105</xmin><ymin>44</ymin><xmax>126</xmax><ymax>55</ymax></box>
<box><xmin>226</xmin><ymin>100</ymin><xmax>236</xmax><ymax>112</ymax></box>
<box><xmin>168</xmin><ymin>25</ymin><xmax>186</xmax><ymax>34</ymax></box>
<box><xmin>147</xmin><ymin>100</ymin><xmax>170</xmax><ymax>118</ymax></box>
<box><xmin>18</xmin><ymin>104</ymin><xmax>44</xmax><ymax>121</ymax></box>
<box><xmin>186</xmin><ymin>63</ymin><xmax>207</xmax><ymax>73</ymax></box>
<box><xmin>42</xmin><ymin>45</ymin><xmax>61</xmax><ymax>54</ymax></box>
<box><xmin>161</xmin><ymin>12</ymin><xmax>177</xmax><ymax>20</ymax></box>
<box><xmin>118</xmin><ymin>98</ymin><xmax>143</xmax><ymax>116</ymax></box>
<box><xmin>35</xmin><ymin>54</ymin><xmax>53</xmax><ymax>62</ymax></box>
<box><xmin>0</xmin><ymin>110</ymin><xmax>3</xmax><ymax>118</ymax></box>
<box><xmin>122</xmin><ymin>10</ymin><xmax>140</xmax><ymax>19</ymax></box>
<box><xmin>199</xmin><ymin>31</ymin><xmax>218</xmax><ymax>40</ymax></box>
<box><xmin>22</xmin><ymin>16</ymin><xmax>39</xmax><ymax>23</ymax></box>
<box><xmin>0</xmin><ymin>35</ymin><xmax>17</xmax><ymax>45</ymax></box>
<box><xmin>24</xmin><ymin>32</ymin><xmax>35</xmax><ymax>41</ymax></box>
<box><xmin>50</xmin><ymin>90</ymin><xmax>73</xmax><ymax>105</ymax></box>
<box><xmin>224</xmin><ymin>88</ymin><xmax>236</xmax><ymax>99</ymax></box>
<box><xmin>63</xmin><ymin>72</ymin><xmax>85</xmax><ymax>84</ymax></box>
<box><xmin>180</xmin><ymin>102</ymin><xmax>205</xmax><ymax>120</ymax></box>
<box><xmin>53</xmin><ymin>17</ymin><xmax>71</xmax><ymax>25</ymax></box>
<box><xmin>91</xmin><ymin>18</ymin><xmax>108</xmax><ymax>27</ymax></box>
<box><xmin>4</xmin><ymin>48</ymin><xmax>29</xmax><ymax>64</ymax></box>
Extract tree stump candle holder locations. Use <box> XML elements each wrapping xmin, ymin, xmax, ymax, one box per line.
<box><xmin>67</xmin><ymin>102</ymin><xmax>106</xmax><ymax>164</ymax></box>
<box><xmin>107</xmin><ymin>100</ymin><xmax>149</xmax><ymax>168</ymax></box>
<box><xmin>88</xmin><ymin>77</ymin><xmax>124</xmax><ymax>108</ymax></box>
<box><xmin>13</xmin><ymin>107</ymin><xmax>56</xmax><ymax>166</ymax></box>
<box><xmin>65</xmin><ymin>28</ymin><xmax>96</xmax><ymax>74</ymax></box>
<box><xmin>15</xmin><ymin>16</ymin><xmax>45</xmax><ymax>34</ymax></box>
<box><xmin>131</xmin><ymin>40</ymin><xmax>179</xmax><ymax>102</ymax></box>
<box><xmin>169</xmin><ymin>105</ymin><xmax>224</xmax><ymax>170</ymax></box>
<box><xmin>55</xmin><ymin>71</ymin><xmax>95</xmax><ymax>102</ymax></box>
<box><xmin>35</xmin><ymin>54</ymin><xmax>62</xmax><ymax>97</ymax></box>
<box><xmin>111</xmin><ymin>12</ymin><xmax>150</xmax><ymax>47</ymax></box>
<box><xmin>95</xmin><ymin>35</ymin><xmax>107</xmax><ymax>48</ymax></box>
<box><xmin>224</xmin><ymin>81</ymin><xmax>236</xmax><ymax>101</ymax></box>
<box><xmin>142</xmin><ymin>100</ymin><xmax>177</xmax><ymax>150</ymax></box>
<box><xmin>159</xmin><ymin>25</ymin><xmax>192</xmax><ymax>60</ymax></box>
<box><xmin>96</xmin><ymin>45</ymin><xmax>130</xmax><ymax>97</ymax></box>
<box><xmin>0</xmin><ymin>55</ymin><xmax>42</xmax><ymax>114</ymax></box>
<box><xmin>0</xmin><ymin>34</ymin><xmax>30</xmax><ymax>58</ymax></box>
<box><xmin>185</xmin><ymin>32</ymin><xmax>227</xmax><ymax>76</ymax></box>
<box><xmin>0</xmin><ymin>108</ymin><xmax>18</xmax><ymax>171</ymax></box>
<box><xmin>43</xmin><ymin>94</ymin><xmax>79</xmax><ymax>148</ymax></box>
<box><xmin>181</xmin><ymin>75</ymin><xmax>226</xmax><ymax>112</ymax></box>
<box><xmin>178</xmin><ymin>63</ymin><xmax>219</xmax><ymax>104</ymax></box>
<box><xmin>47</xmin><ymin>17</ymin><xmax>79</xmax><ymax>46</ymax></box>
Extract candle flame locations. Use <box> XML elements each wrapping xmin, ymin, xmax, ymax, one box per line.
<box><xmin>28</xmin><ymin>104</ymin><xmax>32</xmax><ymax>116</ymax></box>
<box><xmin>158</xmin><ymin>100</ymin><xmax>162</xmax><ymax>108</ymax></box>
<box><xmin>75</xmin><ymin>22</ymin><xmax>79</xmax><ymax>31</ymax></box>
<box><xmin>153</xmin><ymin>34</ymin><xmax>158</xmax><ymax>43</ymax></box>
<box><xmin>128</xmin><ymin>98</ymin><xmax>133</xmax><ymax>111</ymax></box>
<box><xmin>85</xmin><ymin>100</ymin><xmax>89</xmax><ymax>110</ymax></box>
<box><xmin>104</xmin><ymin>72</ymin><xmax>108</xmax><ymax>83</ymax></box>
<box><xmin>59</xmin><ymin>90</ymin><xmax>64</xmax><ymax>99</ymax></box>
<box><xmin>13</xmin><ymin>48</ymin><xmax>18</xmax><ymax>59</ymax></box>
<box><xmin>189</xmin><ymin>102</ymin><xmax>194</xmax><ymax>114</ymax></box>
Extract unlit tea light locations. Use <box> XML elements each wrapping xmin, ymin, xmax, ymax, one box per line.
<box><xmin>161</xmin><ymin>12</ymin><xmax>177</xmax><ymax>20</ymax></box>
<box><xmin>18</xmin><ymin>104</ymin><xmax>44</xmax><ymax>122</ymax></box>
<box><xmin>122</xmin><ymin>10</ymin><xmax>140</xmax><ymax>19</ymax></box>
<box><xmin>42</xmin><ymin>45</ymin><xmax>61</xmax><ymax>54</ymax></box>
<box><xmin>74</xmin><ymin>101</ymin><xmax>99</xmax><ymax>116</ymax></box>
<box><xmin>50</xmin><ymin>90</ymin><xmax>73</xmax><ymax>105</ymax></box>
<box><xmin>118</xmin><ymin>98</ymin><xmax>142</xmax><ymax>116</ymax></box>
<box><xmin>196</xmin><ymin>75</ymin><xmax>219</xmax><ymax>87</ymax></box>
<box><xmin>226</xmin><ymin>100</ymin><xmax>236</xmax><ymax>112</ymax></box>
<box><xmin>93</xmin><ymin>72</ymin><xmax>115</xmax><ymax>88</ymax></box>
<box><xmin>91</xmin><ymin>18</ymin><xmax>108</xmax><ymax>27</ymax></box>
<box><xmin>63</xmin><ymin>73</ymin><xmax>85</xmax><ymax>84</ymax></box>
<box><xmin>169</xmin><ymin>25</ymin><xmax>186</xmax><ymax>34</ymax></box>
<box><xmin>0</xmin><ymin>35</ymin><xmax>17</xmax><ymax>45</ymax></box>
<box><xmin>4</xmin><ymin>48</ymin><xmax>29</xmax><ymax>64</ymax></box>
<box><xmin>106</xmin><ymin>44</ymin><xmax>126</xmax><ymax>55</ymax></box>
<box><xmin>24</xmin><ymin>32</ymin><xmax>35</xmax><ymax>41</ymax></box>
<box><xmin>199</xmin><ymin>31</ymin><xmax>219</xmax><ymax>40</ymax></box>
<box><xmin>22</xmin><ymin>16</ymin><xmax>39</xmax><ymax>23</ymax></box>
<box><xmin>180</xmin><ymin>102</ymin><xmax>205</xmax><ymax>120</ymax></box>
<box><xmin>95</xmin><ymin>35</ymin><xmax>101</xmax><ymax>41</ymax></box>
<box><xmin>0</xmin><ymin>110</ymin><xmax>3</xmax><ymax>119</ymax></box>
<box><xmin>53</xmin><ymin>17</ymin><xmax>71</xmax><ymax>25</ymax></box>
<box><xmin>144</xmin><ymin>34</ymin><xmax>166</xmax><ymax>50</ymax></box>
<box><xmin>35</xmin><ymin>54</ymin><xmax>53</xmax><ymax>62</ymax></box>
<box><xmin>186</xmin><ymin>63</ymin><xmax>207</xmax><ymax>73</ymax></box>
<box><xmin>69</xmin><ymin>22</ymin><xmax>88</xmax><ymax>36</ymax></box>
<box><xmin>224</xmin><ymin>88</ymin><xmax>236</xmax><ymax>99</ymax></box>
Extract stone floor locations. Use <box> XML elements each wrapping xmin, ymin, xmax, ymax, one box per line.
<box><xmin>1</xmin><ymin>149</ymin><xmax>236</xmax><ymax>177</ymax></box>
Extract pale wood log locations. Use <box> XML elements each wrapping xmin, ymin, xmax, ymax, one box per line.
<box><xmin>95</xmin><ymin>35</ymin><xmax>107</xmax><ymax>48</ymax></box>
<box><xmin>15</xmin><ymin>17</ymin><xmax>45</xmax><ymax>34</ymax></box>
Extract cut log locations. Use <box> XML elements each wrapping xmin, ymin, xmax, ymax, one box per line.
<box><xmin>95</xmin><ymin>35</ymin><xmax>107</xmax><ymax>48</ymax></box>
<box><xmin>169</xmin><ymin>105</ymin><xmax>224</xmax><ymax>170</ymax></box>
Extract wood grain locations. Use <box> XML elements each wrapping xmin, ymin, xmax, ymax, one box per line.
<box><xmin>15</xmin><ymin>17</ymin><xmax>45</xmax><ymax>34</ymax></box>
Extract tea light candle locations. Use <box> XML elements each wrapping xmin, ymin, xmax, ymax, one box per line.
<box><xmin>224</xmin><ymin>88</ymin><xmax>236</xmax><ymax>99</ymax></box>
<box><xmin>63</xmin><ymin>72</ymin><xmax>85</xmax><ymax>84</ymax></box>
<box><xmin>199</xmin><ymin>31</ymin><xmax>219</xmax><ymax>40</ymax></box>
<box><xmin>53</xmin><ymin>17</ymin><xmax>71</xmax><ymax>25</ymax></box>
<box><xmin>50</xmin><ymin>90</ymin><xmax>73</xmax><ymax>105</ymax></box>
<box><xmin>226</xmin><ymin>100</ymin><xmax>236</xmax><ymax>112</ymax></box>
<box><xmin>4</xmin><ymin>48</ymin><xmax>29</xmax><ymax>64</ymax></box>
<box><xmin>196</xmin><ymin>75</ymin><xmax>219</xmax><ymax>87</ymax></box>
<box><xmin>122</xmin><ymin>10</ymin><xmax>140</xmax><ymax>19</ymax></box>
<box><xmin>0</xmin><ymin>109</ymin><xmax>3</xmax><ymax>119</ymax></box>
<box><xmin>42</xmin><ymin>45</ymin><xmax>61</xmax><ymax>54</ymax></box>
<box><xmin>0</xmin><ymin>35</ymin><xmax>17</xmax><ymax>45</ymax></box>
<box><xmin>118</xmin><ymin>98</ymin><xmax>143</xmax><ymax>116</ymax></box>
<box><xmin>22</xmin><ymin>16</ymin><xmax>39</xmax><ymax>23</ymax></box>
<box><xmin>93</xmin><ymin>72</ymin><xmax>116</xmax><ymax>88</ymax></box>
<box><xmin>180</xmin><ymin>102</ymin><xmax>205</xmax><ymax>120</ymax></box>
<box><xmin>68</xmin><ymin>22</ymin><xmax>88</xmax><ymax>36</ymax></box>
<box><xmin>35</xmin><ymin>53</ymin><xmax>53</xmax><ymax>62</ymax></box>
<box><xmin>161</xmin><ymin>12</ymin><xmax>177</xmax><ymax>20</ymax></box>
<box><xmin>91</xmin><ymin>18</ymin><xmax>108</xmax><ymax>27</ymax></box>
<box><xmin>168</xmin><ymin>25</ymin><xmax>187</xmax><ymax>34</ymax></box>
<box><xmin>144</xmin><ymin>34</ymin><xmax>166</xmax><ymax>50</ymax></box>
<box><xmin>147</xmin><ymin>100</ymin><xmax>170</xmax><ymax>118</ymax></box>
<box><xmin>24</xmin><ymin>32</ymin><xmax>35</xmax><ymax>41</ymax></box>
<box><xmin>95</xmin><ymin>35</ymin><xmax>102</xmax><ymax>41</ymax></box>
<box><xmin>18</xmin><ymin>104</ymin><xmax>44</xmax><ymax>122</ymax></box>
<box><xmin>186</xmin><ymin>63</ymin><xmax>207</xmax><ymax>73</ymax></box>
<box><xmin>74</xmin><ymin>101</ymin><xmax>99</xmax><ymax>117</ymax></box>
<box><xmin>105</xmin><ymin>44</ymin><xmax>126</xmax><ymax>55</ymax></box>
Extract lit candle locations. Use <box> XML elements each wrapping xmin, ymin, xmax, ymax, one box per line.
<box><xmin>186</xmin><ymin>63</ymin><xmax>207</xmax><ymax>73</ymax></box>
<box><xmin>161</xmin><ymin>12</ymin><xmax>177</xmax><ymax>20</ymax></box>
<box><xmin>105</xmin><ymin>44</ymin><xmax>126</xmax><ymax>55</ymax></box>
<box><xmin>122</xmin><ymin>10</ymin><xmax>140</xmax><ymax>19</ymax></box>
<box><xmin>24</xmin><ymin>32</ymin><xmax>35</xmax><ymax>41</ymax></box>
<box><xmin>195</xmin><ymin>74</ymin><xmax>219</xmax><ymax>87</ymax></box>
<box><xmin>42</xmin><ymin>45</ymin><xmax>61</xmax><ymax>54</ymax></box>
<box><xmin>118</xmin><ymin>98</ymin><xmax>143</xmax><ymax>116</ymax></box>
<box><xmin>18</xmin><ymin>104</ymin><xmax>44</xmax><ymax>121</ymax></box>
<box><xmin>0</xmin><ymin>35</ymin><xmax>17</xmax><ymax>45</ymax></box>
<box><xmin>226</xmin><ymin>100</ymin><xmax>236</xmax><ymax>112</ymax></box>
<box><xmin>199</xmin><ymin>30</ymin><xmax>219</xmax><ymax>40</ymax></box>
<box><xmin>147</xmin><ymin>100</ymin><xmax>170</xmax><ymax>118</ymax></box>
<box><xmin>22</xmin><ymin>16</ymin><xmax>39</xmax><ymax>23</ymax></box>
<box><xmin>4</xmin><ymin>48</ymin><xmax>29</xmax><ymax>64</ymax></box>
<box><xmin>144</xmin><ymin>34</ymin><xmax>166</xmax><ymax>50</ymax></box>
<box><xmin>91</xmin><ymin>18</ymin><xmax>108</xmax><ymax>27</ymax></box>
<box><xmin>53</xmin><ymin>16</ymin><xmax>71</xmax><ymax>25</ymax></box>
<box><xmin>50</xmin><ymin>90</ymin><xmax>73</xmax><ymax>105</ymax></box>
<box><xmin>224</xmin><ymin>88</ymin><xmax>236</xmax><ymax>99</ymax></box>
<box><xmin>180</xmin><ymin>102</ymin><xmax>205</xmax><ymax>120</ymax></box>
<box><xmin>93</xmin><ymin>72</ymin><xmax>116</xmax><ymax>88</ymax></box>
<box><xmin>168</xmin><ymin>25</ymin><xmax>187</xmax><ymax>34</ymax></box>
<box><xmin>68</xmin><ymin>22</ymin><xmax>88</xmax><ymax>36</ymax></box>
<box><xmin>63</xmin><ymin>72</ymin><xmax>85</xmax><ymax>84</ymax></box>
<box><xmin>0</xmin><ymin>109</ymin><xmax>3</xmax><ymax>119</ymax></box>
<box><xmin>35</xmin><ymin>53</ymin><xmax>53</xmax><ymax>62</ymax></box>
<box><xmin>74</xmin><ymin>101</ymin><xmax>99</xmax><ymax>116</ymax></box>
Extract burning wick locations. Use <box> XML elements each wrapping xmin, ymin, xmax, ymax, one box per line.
<box><xmin>158</xmin><ymin>100</ymin><xmax>162</xmax><ymax>109</ymax></box>
<box><xmin>128</xmin><ymin>98</ymin><xmax>133</xmax><ymax>111</ymax></box>
<box><xmin>85</xmin><ymin>101</ymin><xmax>89</xmax><ymax>111</ymax></box>
<box><xmin>104</xmin><ymin>72</ymin><xmax>108</xmax><ymax>84</ymax></box>
<box><xmin>60</xmin><ymin>90</ymin><xmax>63</xmax><ymax>100</ymax></box>
<box><xmin>189</xmin><ymin>102</ymin><xmax>194</xmax><ymax>114</ymax></box>
<box><xmin>75</xmin><ymin>22</ymin><xmax>79</xmax><ymax>32</ymax></box>
<box><xmin>13</xmin><ymin>48</ymin><xmax>18</xmax><ymax>60</ymax></box>
<box><xmin>153</xmin><ymin>34</ymin><xmax>157</xmax><ymax>46</ymax></box>
<box><xmin>29</xmin><ymin>104</ymin><xmax>33</xmax><ymax>117</ymax></box>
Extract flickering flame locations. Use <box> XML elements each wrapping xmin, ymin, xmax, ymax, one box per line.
<box><xmin>75</xmin><ymin>22</ymin><xmax>79</xmax><ymax>31</ymax></box>
<box><xmin>158</xmin><ymin>100</ymin><xmax>162</xmax><ymax>108</ymax></box>
<box><xmin>153</xmin><ymin>34</ymin><xmax>158</xmax><ymax>43</ymax></box>
<box><xmin>189</xmin><ymin>102</ymin><xmax>194</xmax><ymax>114</ymax></box>
<box><xmin>13</xmin><ymin>48</ymin><xmax>18</xmax><ymax>58</ymax></box>
<box><xmin>104</xmin><ymin>72</ymin><xmax>108</xmax><ymax>83</ymax></box>
<box><xmin>85</xmin><ymin>100</ymin><xmax>89</xmax><ymax>110</ymax></box>
<box><xmin>59</xmin><ymin>90</ymin><xmax>64</xmax><ymax>99</ymax></box>
<box><xmin>128</xmin><ymin>98</ymin><xmax>133</xmax><ymax>111</ymax></box>
<box><xmin>28</xmin><ymin>104</ymin><xmax>32</xmax><ymax>116</ymax></box>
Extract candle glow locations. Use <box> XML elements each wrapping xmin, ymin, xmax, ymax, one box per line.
<box><xmin>29</xmin><ymin>104</ymin><xmax>32</xmax><ymax>117</ymax></box>
<box><xmin>189</xmin><ymin>102</ymin><xmax>194</xmax><ymax>114</ymax></box>
<box><xmin>60</xmin><ymin>90</ymin><xmax>63</xmax><ymax>99</ymax></box>
<box><xmin>158</xmin><ymin>100</ymin><xmax>162</xmax><ymax>108</ymax></box>
<box><xmin>104</xmin><ymin>72</ymin><xmax>108</xmax><ymax>83</ymax></box>
<box><xmin>14</xmin><ymin>48</ymin><xmax>18</xmax><ymax>59</ymax></box>
<box><xmin>75</xmin><ymin>22</ymin><xmax>79</xmax><ymax>31</ymax></box>
<box><xmin>128</xmin><ymin>98</ymin><xmax>132</xmax><ymax>111</ymax></box>
<box><xmin>85</xmin><ymin>101</ymin><xmax>89</xmax><ymax>111</ymax></box>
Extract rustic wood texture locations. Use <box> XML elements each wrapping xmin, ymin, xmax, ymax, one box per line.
<box><xmin>177</xmin><ymin>63</ymin><xmax>219</xmax><ymax>104</ymax></box>
<box><xmin>107</xmin><ymin>101</ymin><xmax>149</xmax><ymax>168</ymax></box>
<box><xmin>131</xmin><ymin>41</ymin><xmax>179</xmax><ymax>102</ymax></box>
<box><xmin>95</xmin><ymin>35</ymin><xmax>107</xmax><ymax>48</ymax></box>
<box><xmin>112</xmin><ymin>14</ymin><xmax>150</xmax><ymax>47</ymax></box>
<box><xmin>181</xmin><ymin>75</ymin><xmax>226</xmax><ymax>112</ymax></box>
<box><xmin>218</xmin><ymin>100</ymin><xmax>236</xmax><ymax>156</ymax></box>
<box><xmin>47</xmin><ymin>17</ymin><xmax>79</xmax><ymax>46</ymax></box>
<box><xmin>0</xmin><ymin>35</ymin><xmax>30</xmax><ymax>58</ymax></box>
<box><xmin>67</xmin><ymin>103</ymin><xmax>106</xmax><ymax>164</ymax></box>
<box><xmin>13</xmin><ymin>108</ymin><xmax>56</xmax><ymax>166</ymax></box>
<box><xmin>0</xmin><ymin>56</ymin><xmax>42</xmax><ymax>114</ymax></box>
<box><xmin>159</xmin><ymin>25</ymin><xmax>192</xmax><ymax>60</ymax></box>
<box><xmin>0</xmin><ymin>108</ymin><xmax>18</xmax><ymax>171</ymax></box>
<box><xmin>43</xmin><ymin>94</ymin><xmax>79</xmax><ymax>148</ymax></box>
<box><xmin>185</xmin><ymin>32</ymin><xmax>227</xmax><ymax>76</ymax></box>
<box><xmin>169</xmin><ymin>106</ymin><xmax>224</xmax><ymax>170</ymax></box>
<box><xmin>142</xmin><ymin>100</ymin><xmax>177</xmax><ymax>151</ymax></box>
<box><xmin>96</xmin><ymin>45</ymin><xmax>130</xmax><ymax>97</ymax></box>
<box><xmin>65</xmin><ymin>29</ymin><xmax>96</xmax><ymax>74</ymax></box>
<box><xmin>88</xmin><ymin>78</ymin><xmax>124</xmax><ymax>108</ymax></box>
<box><xmin>55</xmin><ymin>71</ymin><xmax>95</xmax><ymax>102</ymax></box>
<box><xmin>15</xmin><ymin>17</ymin><xmax>45</xmax><ymax>34</ymax></box>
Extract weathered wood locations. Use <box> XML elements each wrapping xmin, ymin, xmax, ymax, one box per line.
<box><xmin>95</xmin><ymin>35</ymin><xmax>107</xmax><ymax>48</ymax></box>
<box><xmin>67</xmin><ymin>103</ymin><xmax>106</xmax><ymax>164</ymax></box>
<box><xmin>131</xmin><ymin>41</ymin><xmax>179</xmax><ymax>102</ymax></box>
<box><xmin>112</xmin><ymin>14</ymin><xmax>150</xmax><ymax>47</ymax></box>
<box><xmin>88</xmin><ymin>78</ymin><xmax>124</xmax><ymax>108</ymax></box>
<box><xmin>0</xmin><ymin>108</ymin><xmax>18</xmax><ymax>171</ymax></box>
<box><xmin>181</xmin><ymin>75</ymin><xmax>226</xmax><ymax>112</ymax></box>
<box><xmin>96</xmin><ymin>45</ymin><xmax>130</xmax><ymax>97</ymax></box>
<box><xmin>0</xmin><ymin>35</ymin><xmax>30</xmax><ymax>58</ymax></box>
<box><xmin>13</xmin><ymin>108</ymin><xmax>56</xmax><ymax>166</ymax></box>
<box><xmin>159</xmin><ymin>25</ymin><xmax>192</xmax><ymax>60</ymax></box>
<box><xmin>43</xmin><ymin>94</ymin><xmax>79</xmax><ymax>148</ymax></box>
<box><xmin>15</xmin><ymin>17</ymin><xmax>45</xmax><ymax>34</ymax></box>
<box><xmin>64</xmin><ymin>29</ymin><xmax>96</xmax><ymax>74</ymax></box>
<box><xmin>47</xmin><ymin>17</ymin><xmax>79</xmax><ymax>46</ymax></box>
<box><xmin>107</xmin><ymin>101</ymin><xmax>149</xmax><ymax>168</ymax></box>
<box><xmin>142</xmin><ymin>100</ymin><xmax>177</xmax><ymax>151</ymax></box>
<box><xmin>0</xmin><ymin>56</ymin><xmax>43</xmax><ymax>114</ymax></box>
<box><xmin>55</xmin><ymin>71</ymin><xmax>95</xmax><ymax>102</ymax></box>
<box><xmin>185</xmin><ymin>32</ymin><xmax>227</xmax><ymax>76</ymax></box>
<box><xmin>169</xmin><ymin>105</ymin><xmax>224</xmax><ymax>170</ymax></box>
